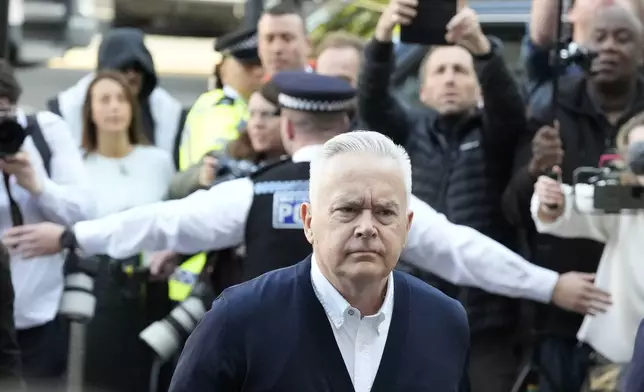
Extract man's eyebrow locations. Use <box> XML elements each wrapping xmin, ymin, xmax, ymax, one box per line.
<box><xmin>332</xmin><ymin>198</ymin><xmax>363</xmax><ymax>206</ymax></box>
<box><xmin>377</xmin><ymin>200</ymin><xmax>400</xmax><ymax>210</ymax></box>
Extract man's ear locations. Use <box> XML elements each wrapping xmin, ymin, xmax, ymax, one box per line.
<box><xmin>286</xmin><ymin>118</ymin><xmax>296</xmax><ymax>140</ymax></box>
<box><xmin>301</xmin><ymin>202</ymin><xmax>314</xmax><ymax>244</ymax></box>
<box><xmin>406</xmin><ymin>210</ymin><xmax>414</xmax><ymax>233</ymax></box>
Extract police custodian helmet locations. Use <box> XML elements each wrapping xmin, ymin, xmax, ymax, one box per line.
<box><xmin>270</xmin><ymin>71</ymin><xmax>356</xmax><ymax>113</ymax></box>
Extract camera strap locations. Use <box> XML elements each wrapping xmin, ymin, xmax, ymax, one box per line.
<box><xmin>3</xmin><ymin>173</ymin><xmax>23</xmax><ymax>226</ymax></box>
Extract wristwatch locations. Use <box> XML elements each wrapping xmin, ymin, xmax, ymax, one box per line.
<box><xmin>59</xmin><ymin>228</ymin><xmax>78</xmax><ymax>250</ymax></box>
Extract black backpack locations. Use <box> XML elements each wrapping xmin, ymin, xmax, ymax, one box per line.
<box><xmin>25</xmin><ymin>114</ymin><xmax>52</xmax><ymax>177</ymax></box>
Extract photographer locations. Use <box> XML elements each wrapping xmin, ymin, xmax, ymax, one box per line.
<box><xmin>532</xmin><ymin>111</ymin><xmax>644</xmax><ymax>390</ymax></box>
<box><xmin>0</xmin><ymin>60</ymin><xmax>94</xmax><ymax>388</ymax></box>
<box><xmin>503</xmin><ymin>4</ymin><xmax>644</xmax><ymax>390</ymax></box>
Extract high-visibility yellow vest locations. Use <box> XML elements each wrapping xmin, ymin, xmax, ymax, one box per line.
<box><xmin>169</xmin><ymin>88</ymin><xmax>248</xmax><ymax>302</ymax></box>
<box><xmin>178</xmin><ymin>89</ymin><xmax>249</xmax><ymax>170</ymax></box>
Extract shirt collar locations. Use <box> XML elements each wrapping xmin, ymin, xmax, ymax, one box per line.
<box><xmin>223</xmin><ymin>85</ymin><xmax>241</xmax><ymax>100</ymax></box>
<box><xmin>310</xmin><ymin>254</ymin><xmax>394</xmax><ymax>333</ymax></box>
<box><xmin>292</xmin><ymin>144</ymin><xmax>324</xmax><ymax>163</ymax></box>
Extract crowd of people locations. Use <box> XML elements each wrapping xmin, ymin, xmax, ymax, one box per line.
<box><xmin>0</xmin><ymin>0</ymin><xmax>644</xmax><ymax>390</ymax></box>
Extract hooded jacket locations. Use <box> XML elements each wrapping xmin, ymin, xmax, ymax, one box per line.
<box><xmin>47</xmin><ymin>28</ymin><xmax>186</xmax><ymax>166</ymax></box>
<box><xmin>503</xmin><ymin>73</ymin><xmax>644</xmax><ymax>337</ymax></box>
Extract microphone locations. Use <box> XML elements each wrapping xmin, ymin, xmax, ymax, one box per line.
<box><xmin>627</xmin><ymin>141</ymin><xmax>644</xmax><ymax>176</ymax></box>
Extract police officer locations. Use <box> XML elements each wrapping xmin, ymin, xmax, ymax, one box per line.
<box><xmin>5</xmin><ymin>73</ymin><xmax>576</xmax><ymax>321</ymax></box>
<box><xmin>179</xmin><ymin>27</ymin><xmax>264</xmax><ymax>170</ymax></box>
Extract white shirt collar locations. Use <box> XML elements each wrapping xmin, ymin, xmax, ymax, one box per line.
<box><xmin>292</xmin><ymin>144</ymin><xmax>324</xmax><ymax>163</ymax></box>
<box><xmin>310</xmin><ymin>254</ymin><xmax>394</xmax><ymax>334</ymax></box>
<box><xmin>223</xmin><ymin>85</ymin><xmax>240</xmax><ymax>100</ymax></box>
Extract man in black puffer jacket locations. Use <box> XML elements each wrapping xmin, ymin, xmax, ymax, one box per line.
<box><xmin>359</xmin><ymin>2</ymin><xmax>526</xmax><ymax>391</ymax></box>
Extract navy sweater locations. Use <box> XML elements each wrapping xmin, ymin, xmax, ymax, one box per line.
<box><xmin>169</xmin><ymin>256</ymin><xmax>471</xmax><ymax>392</ymax></box>
<box><xmin>625</xmin><ymin>319</ymin><xmax>644</xmax><ymax>392</ymax></box>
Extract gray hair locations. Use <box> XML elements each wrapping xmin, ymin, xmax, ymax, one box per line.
<box><xmin>309</xmin><ymin>131</ymin><xmax>413</xmax><ymax>202</ymax></box>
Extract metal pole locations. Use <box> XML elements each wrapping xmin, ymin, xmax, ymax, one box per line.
<box><xmin>0</xmin><ymin>0</ymin><xmax>10</xmax><ymax>59</ymax></box>
<box><xmin>66</xmin><ymin>322</ymin><xmax>86</xmax><ymax>392</ymax></box>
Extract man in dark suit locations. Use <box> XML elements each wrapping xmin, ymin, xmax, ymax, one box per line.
<box><xmin>169</xmin><ymin>131</ymin><xmax>470</xmax><ymax>391</ymax></box>
<box><xmin>0</xmin><ymin>243</ymin><xmax>22</xmax><ymax>388</ymax></box>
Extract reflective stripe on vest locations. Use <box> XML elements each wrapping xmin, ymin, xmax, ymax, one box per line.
<box><xmin>167</xmin><ymin>252</ymin><xmax>208</xmax><ymax>302</ymax></box>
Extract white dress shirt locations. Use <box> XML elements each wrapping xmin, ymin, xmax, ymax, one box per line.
<box><xmin>5</xmin><ymin>110</ymin><xmax>94</xmax><ymax>329</ymax></box>
<box><xmin>310</xmin><ymin>255</ymin><xmax>393</xmax><ymax>392</ymax></box>
<box><xmin>75</xmin><ymin>144</ymin><xmax>559</xmax><ymax>304</ymax></box>
<box><xmin>531</xmin><ymin>184</ymin><xmax>644</xmax><ymax>363</ymax></box>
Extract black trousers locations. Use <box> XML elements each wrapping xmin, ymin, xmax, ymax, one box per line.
<box><xmin>469</xmin><ymin>330</ymin><xmax>522</xmax><ymax>392</ymax></box>
<box><xmin>84</xmin><ymin>259</ymin><xmax>173</xmax><ymax>392</ymax></box>
<box><xmin>16</xmin><ymin>317</ymin><xmax>68</xmax><ymax>391</ymax></box>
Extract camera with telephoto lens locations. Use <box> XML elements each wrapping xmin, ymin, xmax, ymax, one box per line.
<box><xmin>58</xmin><ymin>250</ymin><xmax>100</xmax><ymax>323</ymax></box>
<box><xmin>559</xmin><ymin>40</ymin><xmax>598</xmax><ymax>72</ymax></box>
<box><xmin>0</xmin><ymin>116</ymin><xmax>27</xmax><ymax>158</ymax></box>
<box><xmin>573</xmin><ymin>142</ymin><xmax>644</xmax><ymax>213</ymax></box>
<box><xmin>139</xmin><ymin>280</ymin><xmax>214</xmax><ymax>361</ymax></box>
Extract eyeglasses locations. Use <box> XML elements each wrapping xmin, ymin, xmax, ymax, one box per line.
<box><xmin>249</xmin><ymin>109</ymin><xmax>281</xmax><ymax>119</ymax></box>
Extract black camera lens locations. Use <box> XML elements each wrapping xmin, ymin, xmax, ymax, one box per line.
<box><xmin>0</xmin><ymin>117</ymin><xmax>27</xmax><ymax>157</ymax></box>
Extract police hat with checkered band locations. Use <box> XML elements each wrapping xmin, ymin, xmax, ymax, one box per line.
<box><xmin>271</xmin><ymin>71</ymin><xmax>356</xmax><ymax>112</ymax></box>
<box><xmin>214</xmin><ymin>27</ymin><xmax>260</xmax><ymax>65</ymax></box>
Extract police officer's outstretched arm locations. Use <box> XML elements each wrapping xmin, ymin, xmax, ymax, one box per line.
<box><xmin>400</xmin><ymin>195</ymin><xmax>611</xmax><ymax>315</ymax></box>
<box><xmin>401</xmin><ymin>194</ymin><xmax>560</xmax><ymax>302</ymax></box>
<box><xmin>358</xmin><ymin>0</ymin><xmax>415</xmax><ymax>146</ymax></box>
<box><xmin>170</xmin><ymin>294</ymin><xmax>243</xmax><ymax>391</ymax></box>
<box><xmin>74</xmin><ymin>178</ymin><xmax>253</xmax><ymax>259</ymax></box>
<box><xmin>2</xmin><ymin>177</ymin><xmax>253</xmax><ymax>261</ymax></box>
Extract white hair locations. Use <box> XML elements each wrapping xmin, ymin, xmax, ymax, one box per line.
<box><xmin>309</xmin><ymin>131</ymin><xmax>413</xmax><ymax>203</ymax></box>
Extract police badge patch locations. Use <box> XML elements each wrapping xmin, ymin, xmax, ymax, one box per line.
<box><xmin>272</xmin><ymin>191</ymin><xmax>309</xmax><ymax>229</ymax></box>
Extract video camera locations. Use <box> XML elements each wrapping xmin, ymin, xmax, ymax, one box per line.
<box><xmin>0</xmin><ymin>115</ymin><xmax>27</xmax><ymax>158</ymax></box>
<box><xmin>572</xmin><ymin>142</ymin><xmax>644</xmax><ymax>213</ymax></box>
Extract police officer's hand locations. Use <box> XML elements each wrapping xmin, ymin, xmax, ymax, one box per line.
<box><xmin>529</xmin><ymin>122</ymin><xmax>564</xmax><ymax>176</ymax></box>
<box><xmin>149</xmin><ymin>250</ymin><xmax>180</xmax><ymax>281</ymax></box>
<box><xmin>375</xmin><ymin>0</ymin><xmax>418</xmax><ymax>41</ymax></box>
<box><xmin>198</xmin><ymin>156</ymin><xmax>218</xmax><ymax>187</ymax></box>
<box><xmin>0</xmin><ymin>151</ymin><xmax>42</xmax><ymax>195</ymax></box>
<box><xmin>552</xmin><ymin>272</ymin><xmax>612</xmax><ymax>315</ymax></box>
<box><xmin>445</xmin><ymin>7</ymin><xmax>490</xmax><ymax>56</ymax></box>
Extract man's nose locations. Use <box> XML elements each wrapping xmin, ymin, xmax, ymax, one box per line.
<box><xmin>354</xmin><ymin>211</ymin><xmax>377</xmax><ymax>239</ymax></box>
<box><xmin>443</xmin><ymin>70</ymin><xmax>457</xmax><ymax>85</ymax></box>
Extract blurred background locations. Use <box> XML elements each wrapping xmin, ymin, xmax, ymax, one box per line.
<box><xmin>10</xmin><ymin>0</ymin><xmax>530</xmax><ymax>113</ymax></box>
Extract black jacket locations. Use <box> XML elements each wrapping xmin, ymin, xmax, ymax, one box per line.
<box><xmin>0</xmin><ymin>245</ymin><xmax>21</xmax><ymax>385</ymax></box>
<box><xmin>358</xmin><ymin>39</ymin><xmax>525</xmax><ymax>335</ymax></box>
<box><xmin>502</xmin><ymin>74</ymin><xmax>644</xmax><ymax>337</ymax></box>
